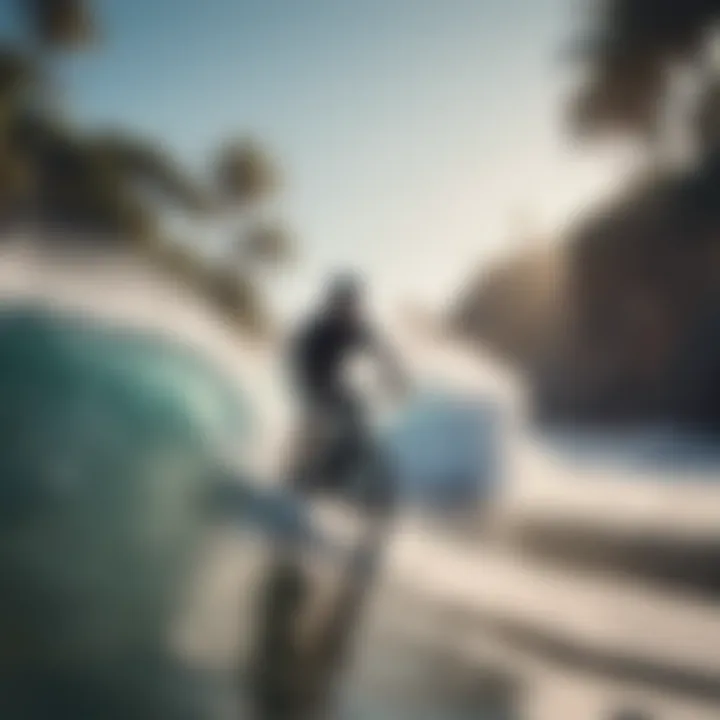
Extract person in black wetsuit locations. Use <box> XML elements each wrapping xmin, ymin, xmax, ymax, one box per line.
<box><xmin>286</xmin><ymin>274</ymin><xmax>405</xmax><ymax>496</ymax></box>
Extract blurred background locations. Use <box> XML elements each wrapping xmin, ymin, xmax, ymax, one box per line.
<box><xmin>1</xmin><ymin>1</ymin><xmax>720</xmax><ymax>719</ymax></box>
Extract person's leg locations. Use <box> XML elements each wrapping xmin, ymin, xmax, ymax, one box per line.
<box><xmin>288</xmin><ymin>386</ymin><xmax>378</xmax><ymax>500</ymax></box>
<box><xmin>249</xmin><ymin>553</ymin><xmax>310</xmax><ymax>719</ymax></box>
<box><xmin>320</xmin><ymin>387</ymin><xmax>367</xmax><ymax>495</ymax></box>
<box><xmin>338</xmin><ymin>391</ymin><xmax>397</xmax><ymax>513</ymax></box>
<box><xmin>287</xmin><ymin>384</ymin><xmax>344</xmax><ymax>495</ymax></box>
<box><xmin>285</xmin><ymin>395</ymin><xmax>322</xmax><ymax>493</ymax></box>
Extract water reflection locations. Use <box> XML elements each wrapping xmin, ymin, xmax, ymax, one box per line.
<box><xmin>533</xmin><ymin>425</ymin><xmax>720</xmax><ymax>476</ymax></box>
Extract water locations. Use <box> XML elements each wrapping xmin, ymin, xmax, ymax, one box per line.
<box><xmin>4</xmin><ymin>244</ymin><xmax>720</xmax><ymax>718</ymax></box>
<box><xmin>533</xmin><ymin>425</ymin><xmax>720</xmax><ymax>477</ymax></box>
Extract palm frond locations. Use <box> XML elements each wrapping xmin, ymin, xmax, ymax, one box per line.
<box><xmin>21</xmin><ymin>0</ymin><xmax>95</xmax><ymax>49</ymax></box>
<box><xmin>214</xmin><ymin>139</ymin><xmax>277</xmax><ymax>205</ymax></box>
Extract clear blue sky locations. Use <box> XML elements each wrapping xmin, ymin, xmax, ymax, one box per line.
<box><xmin>1</xmin><ymin>0</ymin><xmax>627</xmax><ymax>317</ymax></box>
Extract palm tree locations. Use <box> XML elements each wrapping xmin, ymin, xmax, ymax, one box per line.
<box><xmin>570</xmin><ymin>0</ymin><xmax>720</xmax><ymax>152</ymax></box>
<box><xmin>213</xmin><ymin>139</ymin><xmax>289</xmax><ymax>264</ymax></box>
<box><xmin>0</xmin><ymin>49</ymin><xmax>34</xmax><ymax>218</ymax></box>
<box><xmin>215</xmin><ymin>139</ymin><xmax>278</xmax><ymax>207</ymax></box>
<box><xmin>22</xmin><ymin>0</ymin><xmax>95</xmax><ymax>48</ymax></box>
<box><xmin>0</xmin><ymin>2</ymin><xmax>293</xmax><ymax>333</ymax></box>
<box><xmin>9</xmin><ymin>0</ymin><xmax>96</xmax><ymax>239</ymax></box>
<box><xmin>206</xmin><ymin>139</ymin><xmax>292</xmax><ymax>330</ymax></box>
<box><xmin>240</xmin><ymin>223</ymin><xmax>293</xmax><ymax>267</ymax></box>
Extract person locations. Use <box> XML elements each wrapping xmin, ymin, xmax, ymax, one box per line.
<box><xmin>285</xmin><ymin>273</ymin><xmax>406</xmax><ymax>499</ymax></box>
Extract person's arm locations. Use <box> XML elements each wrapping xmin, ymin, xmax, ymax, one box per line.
<box><xmin>363</xmin><ymin>327</ymin><xmax>409</xmax><ymax>399</ymax></box>
<box><xmin>285</xmin><ymin>322</ymin><xmax>311</xmax><ymax>398</ymax></box>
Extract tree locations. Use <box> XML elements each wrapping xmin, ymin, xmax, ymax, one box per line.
<box><xmin>205</xmin><ymin>139</ymin><xmax>291</xmax><ymax>331</ymax></box>
<box><xmin>0</xmin><ymin>50</ymin><xmax>35</xmax><ymax>215</ymax></box>
<box><xmin>570</xmin><ymin>0</ymin><xmax>720</xmax><ymax>147</ymax></box>
<box><xmin>0</xmin><ymin>1</ymin><xmax>293</xmax><ymax>333</ymax></box>
<box><xmin>22</xmin><ymin>0</ymin><xmax>95</xmax><ymax>49</ymax></box>
<box><xmin>453</xmin><ymin>1</ymin><xmax>720</xmax><ymax>423</ymax></box>
<box><xmin>561</xmin><ymin>1</ymin><xmax>720</xmax><ymax>423</ymax></box>
<box><xmin>214</xmin><ymin>139</ymin><xmax>277</xmax><ymax>208</ymax></box>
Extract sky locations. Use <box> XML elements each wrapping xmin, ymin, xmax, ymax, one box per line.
<box><xmin>1</xmin><ymin>0</ymin><xmax>634</xmax><ymax>319</ymax></box>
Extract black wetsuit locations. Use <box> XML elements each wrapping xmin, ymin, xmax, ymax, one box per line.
<box><xmin>290</xmin><ymin>312</ymin><xmax>372</xmax><ymax>405</ymax></box>
<box><xmin>288</xmin><ymin>312</ymin><xmax>375</xmax><ymax>492</ymax></box>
